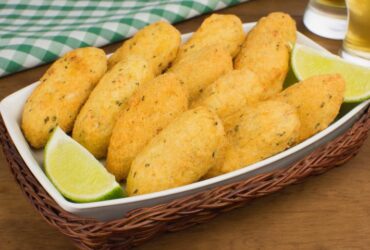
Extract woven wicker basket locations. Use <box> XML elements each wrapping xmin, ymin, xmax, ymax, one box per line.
<box><xmin>1</xmin><ymin>107</ymin><xmax>369</xmax><ymax>249</ymax></box>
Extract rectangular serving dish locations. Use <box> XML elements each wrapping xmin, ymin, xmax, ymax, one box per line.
<box><xmin>1</xmin><ymin>22</ymin><xmax>369</xmax><ymax>221</ymax></box>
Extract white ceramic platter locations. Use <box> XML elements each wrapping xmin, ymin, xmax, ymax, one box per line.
<box><xmin>1</xmin><ymin>22</ymin><xmax>369</xmax><ymax>221</ymax></box>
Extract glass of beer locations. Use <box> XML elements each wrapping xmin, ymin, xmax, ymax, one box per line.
<box><xmin>341</xmin><ymin>0</ymin><xmax>370</xmax><ymax>66</ymax></box>
<box><xmin>303</xmin><ymin>0</ymin><xmax>347</xmax><ymax>39</ymax></box>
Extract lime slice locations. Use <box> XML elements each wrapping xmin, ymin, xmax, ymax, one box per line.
<box><xmin>292</xmin><ymin>44</ymin><xmax>370</xmax><ymax>103</ymax></box>
<box><xmin>44</xmin><ymin>127</ymin><xmax>124</xmax><ymax>203</ymax></box>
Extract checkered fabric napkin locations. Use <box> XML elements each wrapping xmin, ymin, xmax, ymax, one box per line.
<box><xmin>0</xmin><ymin>0</ymin><xmax>247</xmax><ymax>77</ymax></box>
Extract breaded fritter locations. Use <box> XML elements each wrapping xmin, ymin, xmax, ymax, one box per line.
<box><xmin>234</xmin><ymin>12</ymin><xmax>297</xmax><ymax>98</ymax></box>
<box><xmin>191</xmin><ymin>68</ymin><xmax>264</xmax><ymax>119</ymax></box>
<box><xmin>275</xmin><ymin>74</ymin><xmax>345</xmax><ymax>142</ymax></box>
<box><xmin>206</xmin><ymin>100</ymin><xmax>300</xmax><ymax>177</ymax></box>
<box><xmin>107</xmin><ymin>73</ymin><xmax>189</xmax><ymax>180</ymax></box>
<box><xmin>21</xmin><ymin>47</ymin><xmax>107</xmax><ymax>148</ymax></box>
<box><xmin>169</xmin><ymin>45</ymin><xmax>233</xmax><ymax>102</ymax></box>
<box><xmin>108</xmin><ymin>21</ymin><xmax>181</xmax><ymax>74</ymax></box>
<box><xmin>126</xmin><ymin>107</ymin><xmax>226</xmax><ymax>196</ymax></box>
<box><xmin>175</xmin><ymin>14</ymin><xmax>245</xmax><ymax>62</ymax></box>
<box><xmin>72</xmin><ymin>55</ymin><xmax>155</xmax><ymax>158</ymax></box>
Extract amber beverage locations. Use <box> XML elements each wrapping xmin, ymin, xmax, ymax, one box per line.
<box><xmin>343</xmin><ymin>0</ymin><xmax>370</xmax><ymax>60</ymax></box>
<box><xmin>311</xmin><ymin>0</ymin><xmax>346</xmax><ymax>14</ymax></box>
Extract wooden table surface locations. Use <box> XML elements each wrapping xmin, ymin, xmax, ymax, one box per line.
<box><xmin>1</xmin><ymin>0</ymin><xmax>369</xmax><ymax>249</ymax></box>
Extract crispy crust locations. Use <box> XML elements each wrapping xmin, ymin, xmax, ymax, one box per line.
<box><xmin>275</xmin><ymin>74</ymin><xmax>345</xmax><ymax>142</ymax></box>
<box><xmin>191</xmin><ymin>68</ymin><xmax>264</xmax><ymax>119</ymax></box>
<box><xmin>126</xmin><ymin>107</ymin><xmax>226</xmax><ymax>195</ymax></box>
<box><xmin>234</xmin><ymin>12</ymin><xmax>297</xmax><ymax>98</ymax></box>
<box><xmin>174</xmin><ymin>14</ymin><xmax>245</xmax><ymax>62</ymax></box>
<box><xmin>106</xmin><ymin>73</ymin><xmax>189</xmax><ymax>180</ymax></box>
<box><xmin>108</xmin><ymin>21</ymin><xmax>181</xmax><ymax>74</ymax></box>
<box><xmin>206</xmin><ymin>100</ymin><xmax>300</xmax><ymax>177</ymax></box>
<box><xmin>72</xmin><ymin>55</ymin><xmax>155</xmax><ymax>158</ymax></box>
<box><xmin>21</xmin><ymin>47</ymin><xmax>107</xmax><ymax>148</ymax></box>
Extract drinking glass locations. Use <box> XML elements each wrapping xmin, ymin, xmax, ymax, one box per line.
<box><xmin>341</xmin><ymin>0</ymin><xmax>370</xmax><ymax>66</ymax></box>
<box><xmin>303</xmin><ymin>0</ymin><xmax>347</xmax><ymax>39</ymax></box>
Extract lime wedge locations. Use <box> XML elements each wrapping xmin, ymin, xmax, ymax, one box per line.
<box><xmin>292</xmin><ymin>44</ymin><xmax>370</xmax><ymax>103</ymax></box>
<box><xmin>44</xmin><ymin>127</ymin><xmax>124</xmax><ymax>203</ymax></box>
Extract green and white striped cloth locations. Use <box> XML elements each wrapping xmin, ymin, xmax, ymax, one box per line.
<box><xmin>0</xmin><ymin>0</ymin><xmax>247</xmax><ymax>77</ymax></box>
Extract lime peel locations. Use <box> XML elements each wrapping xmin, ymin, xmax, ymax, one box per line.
<box><xmin>291</xmin><ymin>44</ymin><xmax>370</xmax><ymax>103</ymax></box>
<box><xmin>44</xmin><ymin>127</ymin><xmax>124</xmax><ymax>203</ymax></box>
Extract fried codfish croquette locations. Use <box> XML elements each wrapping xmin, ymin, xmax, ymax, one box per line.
<box><xmin>206</xmin><ymin>100</ymin><xmax>300</xmax><ymax>178</ymax></box>
<box><xmin>234</xmin><ymin>12</ymin><xmax>297</xmax><ymax>98</ymax></box>
<box><xmin>106</xmin><ymin>73</ymin><xmax>189</xmax><ymax>180</ymax></box>
<box><xmin>126</xmin><ymin>107</ymin><xmax>226</xmax><ymax>196</ymax></box>
<box><xmin>169</xmin><ymin>45</ymin><xmax>233</xmax><ymax>101</ymax></box>
<box><xmin>21</xmin><ymin>47</ymin><xmax>107</xmax><ymax>148</ymax></box>
<box><xmin>275</xmin><ymin>74</ymin><xmax>345</xmax><ymax>142</ymax></box>
<box><xmin>108</xmin><ymin>21</ymin><xmax>181</xmax><ymax>74</ymax></box>
<box><xmin>191</xmin><ymin>68</ymin><xmax>264</xmax><ymax>119</ymax></box>
<box><xmin>175</xmin><ymin>14</ymin><xmax>245</xmax><ymax>62</ymax></box>
<box><xmin>72</xmin><ymin>56</ymin><xmax>155</xmax><ymax>158</ymax></box>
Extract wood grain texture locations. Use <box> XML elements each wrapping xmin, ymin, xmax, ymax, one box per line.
<box><xmin>1</xmin><ymin>0</ymin><xmax>369</xmax><ymax>249</ymax></box>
